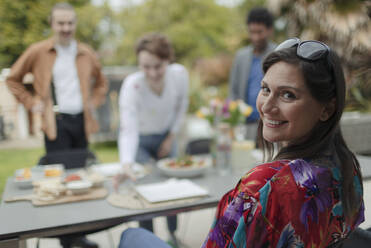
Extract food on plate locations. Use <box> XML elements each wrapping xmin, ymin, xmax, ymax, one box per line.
<box><xmin>15</xmin><ymin>168</ymin><xmax>32</xmax><ymax>180</ymax></box>
<box><xmin>166</xmin><ymin>156</ymin><xmax>205</xmax><ymax>168</ymax></box>
<box><xmin>64</xmin><ymin>173</ymin><xmax>82</xmax><ymax>183</ymax></box>
<box><xmin>44</xmin><ymin>165</ymin><xmax>63</xmax><ymax>177</ymax></box>
<box><xmin>33</xmin><ymin>178</ymin><xmax>67</xmax><ymax>201</ymax></box>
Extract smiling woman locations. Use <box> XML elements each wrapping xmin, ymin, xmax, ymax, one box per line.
<box><xmin>118</xmin><ymin>39</ymin><xmax>364</xmax><ymax>248</ymax></box>
<box><xmin>257</xmin><ymin>61</ymin><xmax>330</xmax><ymax>146</ymax></box>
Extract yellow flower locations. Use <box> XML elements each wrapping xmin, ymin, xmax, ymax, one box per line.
<box><xmin>237</xmin><ymin>100</ymin><xmax>253</xmax><ymax>117</ymax></box>
<box><xmin>243</xmin><ymin>105</ymin><xmax>253</xmax><ymax>116</ymax></box>
<box><xmin>196</xmin><ymin>110</ymin><xmax>205</xmax><ymax>118</ymax></box>
<box><xmin>229</xmin><ymin>101</ymin><xmax>238</xmax><ymax>111</ymax></box>
<box><xmin>196</xmin><ymin>107</ymin><xmax>210</xmax><ymax>119</ymax></box>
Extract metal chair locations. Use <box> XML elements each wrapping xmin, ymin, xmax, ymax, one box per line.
<box><xmin>38</xmin><ymin>148</ymin><xmax>98</xmax><ymax>169</ymax></box>
<box><xmin>185</xmin><ymin>138</ymin><xmax>212</xmax><ymax>155</ymax></box>
<box><xmin>342</xmin><ymin>227</ymin><xmax>371</xmax><ymax>248</ymax></box>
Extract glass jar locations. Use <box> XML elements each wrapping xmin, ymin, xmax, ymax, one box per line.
<box><xmin>215</xmin><ymin>123</ymin><xmax>232</xmax><ymax>175</ymax></box>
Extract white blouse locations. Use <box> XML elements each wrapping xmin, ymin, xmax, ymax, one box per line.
<box><xmin>118</xmin><ymin>63</ymin><xmax>189</xmax><ymax>164</ymax></box>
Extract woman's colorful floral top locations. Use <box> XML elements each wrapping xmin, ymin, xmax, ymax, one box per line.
<box><xmin>203</xmin><ymin>159</ymin><xmax>364</xmax><ymax>248</ymax></box>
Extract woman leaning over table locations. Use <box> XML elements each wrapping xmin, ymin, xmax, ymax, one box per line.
<box><xmin>115</xmin><ymin>33</ymin><xmax>189</xmax><ymax>239</ymax></box>
<box><xmin>118</xmin><ymin>38</ymin><xmax>364</xmax><ymax>248</ymax></box>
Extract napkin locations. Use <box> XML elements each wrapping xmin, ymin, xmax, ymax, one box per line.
<box><xmin>135</xmin><ymin>178</ymin><xmax>209</xmax><ymax>203</ymax></box>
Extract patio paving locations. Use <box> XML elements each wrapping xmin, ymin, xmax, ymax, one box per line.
<box><xmin>26</xmin><ymin>207</ymin><xmax>216</xmax><ymax>247</ymax></box>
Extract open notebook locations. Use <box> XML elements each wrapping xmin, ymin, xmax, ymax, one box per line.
<box><xmin>135</xmin><ymin>179</ymin><xmax>209</xmax><ymax>203</ymax></box>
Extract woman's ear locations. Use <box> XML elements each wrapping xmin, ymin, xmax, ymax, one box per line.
<box><xmin>320</xmin><ymin>98</ymin><xmax>336</xmax><ymax>121</ymax></box>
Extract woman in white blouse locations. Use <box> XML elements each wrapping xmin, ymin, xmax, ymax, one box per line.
<box><xmin>117</xmin><ymin>33</ymin><xmax>189</xmax><ymax>239</ymax></box>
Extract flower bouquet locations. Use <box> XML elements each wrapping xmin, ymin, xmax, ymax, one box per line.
<box><xmin>196</xmin><ymin>98</ymin><xmax>253</xmax><ymax>127</ymax></box>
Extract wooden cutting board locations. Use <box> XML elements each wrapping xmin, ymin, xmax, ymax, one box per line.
<box><xmin>5</xmin><ymin>187</ymin><xmax>108</xmax><ymax>206</ymax></box>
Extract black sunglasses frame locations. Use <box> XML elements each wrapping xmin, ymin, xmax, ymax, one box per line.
<box><xmin>275</xmin><ymin>38</ymin><xmax>330</xmax><ymax>62</ymax></box>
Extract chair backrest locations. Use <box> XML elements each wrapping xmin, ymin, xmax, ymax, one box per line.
<box><xmin>38</xmin><ymin>149</ymin><xmax>98</xmax><ymax>169</ymax></box>
<box><xmin>185</xmin><ymin>138</ymin><xmax>212</xmax><ymax>155</ymax></box>
<box><xmin>342</xmin><ymin>228</ymin><xmax>371</xmax><ymax>248</ymax></box>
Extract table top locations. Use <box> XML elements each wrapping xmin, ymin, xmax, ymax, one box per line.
<box><xmin>0</xmin><ymin>166</ymin><xmax>241</xmax><ymax>241</ymax></box>
<box><xmin>1</xmin><ymin>155</ymin><xmax>370</xmax><ymax>241</ymax></box>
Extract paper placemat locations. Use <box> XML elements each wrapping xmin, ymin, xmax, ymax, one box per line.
<box><xmin>134</xmin><ymin>179</ymin><xmax>209</xmax><ymax>203</ymax></box>
<box><xmin>107</xmin><ymin>189</ymin><xmax>206</xmax><ymax>209</ymax></box>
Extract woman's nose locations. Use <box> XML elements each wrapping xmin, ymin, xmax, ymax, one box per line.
<box><xmin>261</xmin><ymin>96</ymin><xmax>278</xmax><ymax>114</ymax></box>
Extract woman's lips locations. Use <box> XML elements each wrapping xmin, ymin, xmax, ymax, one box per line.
<box><xmin>264</xmin><ymin>118</ymin><xmax>288</xmax><ymax>128</ymax></box>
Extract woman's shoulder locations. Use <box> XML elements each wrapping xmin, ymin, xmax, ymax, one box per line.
<box><xmin>237</xmin><ymin>159</ymin><xmax>335</xmax><ymax>195</ymax></box>
<box><xmin>241</xmin><ymin>160</ymin><xmax>290</xmax><ymax>181</ymax></box>
<box><xmin>122</xmin><ymin>71</ymin><xmax>146</xmax><ymax>91</ymax></box>
<box><xmin>167</xmin><ymin>63</ymin><xmax>188</xmax><ymax>76</ymax></box>
<box><xmin>237</xmin><ymin>160</ymin><xmax>291</xmax><ymax>194</ymax></box>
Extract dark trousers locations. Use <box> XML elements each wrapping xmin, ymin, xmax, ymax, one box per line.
<box><xmin>44</xmin><ymin>113</ymin><xmax>87</xmax><ymax>153</ymax></box>
<box><xmin>43</xmin><ymin>113</ymin><xmax>90</xmax><ymax>247</ymax></box>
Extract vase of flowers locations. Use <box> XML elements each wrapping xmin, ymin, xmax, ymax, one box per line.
<box><xmin>196</xmin><ymin>98</ymin><xmax>253</xmax><ymax>130</ymax></box>
<box><xmin>196</xmin><ymin>98</ymin><xmax>253</xmax><ymax>166</ymax></box>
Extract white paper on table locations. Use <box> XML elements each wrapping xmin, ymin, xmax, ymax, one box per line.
<box><xmin>135</xmin><ymin>178</ymin><xmax>209</xmax><ymax>203</ymax></box>
<box><xmin>90</xmin><ymin>163</ymin><xmax>121</xmax><ymax>177</ymax></box>
<box><xmin>90</xmin><ymin>162</ymin><xmax>146</xmax><ymax>177</ymax></box>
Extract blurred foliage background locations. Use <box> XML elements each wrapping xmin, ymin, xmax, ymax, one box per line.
<box><xmin>0</xmin><ymin>0</ymin><xmax>370</xmax><ymax>111</ymax></box>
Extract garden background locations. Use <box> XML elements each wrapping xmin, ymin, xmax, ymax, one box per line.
<box><xmin>0</xmin><ymin>0</ymin><xmax>370</xmax><ymax>198</ymax></box>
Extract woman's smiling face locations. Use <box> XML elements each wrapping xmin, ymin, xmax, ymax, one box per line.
<box><xmin>257</xmin><ymin>61</ymin><xmax>327</xmax><ymax>146</ymax></box>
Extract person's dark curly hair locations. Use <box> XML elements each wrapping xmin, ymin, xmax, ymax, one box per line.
<box><xmin>246</xmin><ymin>7</ymin><xmax>274</xmax><ymax>28</ymax></box>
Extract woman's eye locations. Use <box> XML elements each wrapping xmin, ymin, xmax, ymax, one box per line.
<box><xmin>261</xmin><ymin>86</ymin><xmax>270</xmax><ymax>94</ymax></box>
<box><xmin>282</xmin><ymin>91</ymin><xmax>296</xmax><ymax>99</ymax></box>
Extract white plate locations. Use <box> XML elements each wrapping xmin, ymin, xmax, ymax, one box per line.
<box><xmin>14</xmin><ymin>167</ymin><xmax>44</xmax><ymax>189</ymax></box>
<box><xmin>66</xmin><ymin>180</ymin><xmax>92</xmax><ymax>195</ymax></box>
<box><xmin>157</xmin><ymin>156</ymin><xmax>212</xmax><ymax>178</ymax></box>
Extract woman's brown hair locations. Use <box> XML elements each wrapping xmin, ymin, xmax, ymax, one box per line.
<box><xmin>136</xmin><ymin>33</ymin><xmax>174</xmax><ymax>62</ymax></box>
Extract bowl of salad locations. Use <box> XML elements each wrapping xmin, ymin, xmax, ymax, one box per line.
<box><xmin>157</xmin><ymin>155</ymin><xmax>212</xmax><ymax>178</ymax></box>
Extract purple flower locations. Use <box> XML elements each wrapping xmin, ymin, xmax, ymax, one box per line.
<box><xmin>209</xmin><ymin>192</ymin><xmax>245</xmax><ymax>247</ymax></box>
<box><xmin>289</xmin><ymin>159</ymin><xmax>332</xmax><ymax>230</ymax></box>
<box><xmin>276</xmin><ymin>223</ymin><xmax>304</xmax><ymax>248</ymax></box>
<box><xmin>354</xmin><ymin>201</ymin><xmax>365</xmax><ymax>227</ymax></box>
<box><xmin>221</xmin><ymin>100</ymin><xmax>230</xmax><ymax>118</ymax></box>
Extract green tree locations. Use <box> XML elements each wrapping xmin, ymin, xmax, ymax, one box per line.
<box><xmin>265</xmin><ymin>0</ymin><xmax>371</xmax><ymax>111</ymax></box>
<box><xmin>0</xmin><ymin>0</ymin><xmax>105</xmax><ymax>68</ymax></box>
<box><xmin>114</xmin><ymin>0</ymin><xmax>240</xmax><ymax>65</ymax></box>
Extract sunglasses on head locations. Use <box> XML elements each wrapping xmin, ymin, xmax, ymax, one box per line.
<box><xmin>275</xmin><ymin>38</ymin><xmax>330</xmax><ymax>61</ymax></box>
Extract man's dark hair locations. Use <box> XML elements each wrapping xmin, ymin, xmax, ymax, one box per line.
<box><xmin>246</xmin><ymin>7</ymin><xmax>274</xmax><ymax>28</ymax></box>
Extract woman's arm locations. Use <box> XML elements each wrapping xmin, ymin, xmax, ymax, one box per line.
<box><xmin>118</xmin><ymin>77</ymin><xmax>139</xmax><ymax>166</ymax></box>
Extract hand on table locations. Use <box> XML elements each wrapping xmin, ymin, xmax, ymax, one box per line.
<box><xmin>113</xmin><ymin>164</ymin><xmax>137</xmax><ymax>192</ymax></box>
<box><xmin>157</xmin><ymin>133</ymin><xmax>174</xmax><ymax>159</ymax></box>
